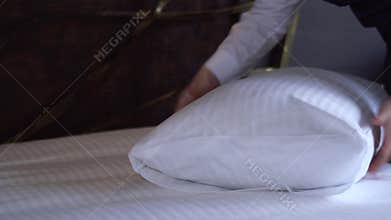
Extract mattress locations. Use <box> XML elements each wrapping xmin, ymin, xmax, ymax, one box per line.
<box><xmin>1</xmin><ymin>127</ymin><xmax>391</xmax><ymax>220</ymax></box>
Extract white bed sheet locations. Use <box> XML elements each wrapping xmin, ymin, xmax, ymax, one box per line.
<box><xmin>1</xmin><ymin>127</ymin><xmax>391</xmax><ymax>220</ymax></box>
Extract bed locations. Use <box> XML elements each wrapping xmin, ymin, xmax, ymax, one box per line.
<box><xmin>1</xmin><ymin>127</ymin><xmax>391</xmax><ymax>220</ymax></box>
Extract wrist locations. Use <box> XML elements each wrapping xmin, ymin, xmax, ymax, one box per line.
<box><xmin>187</xmin><ymin>66</ymin><xmax>220</xmax><ymax>98</ymax></box>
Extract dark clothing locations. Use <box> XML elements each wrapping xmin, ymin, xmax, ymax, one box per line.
<box><xmin>324</xmin><ymin>0</ymin><xmax>391</xmax><ymax>44</ymax></box>
<box><xmin>324</xmin><ymin>0</ymin><xmax>391</xmax><ymax>93</ymax></box>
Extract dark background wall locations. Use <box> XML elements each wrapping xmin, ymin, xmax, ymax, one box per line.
<box><xmin>0</xmin><ymin>0</ymin><xmax>240</xmax><ymax>142</ymax></box>
<box><xmin>289</xmin><ymin>0</ymin><xmax>387</xmax><ymax>79</ymax></box>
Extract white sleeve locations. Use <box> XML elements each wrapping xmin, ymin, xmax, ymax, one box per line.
<box><xmin>204</xmin><ymin>0</ymin><xmax>303</xmax><ymax>84</ymax></box>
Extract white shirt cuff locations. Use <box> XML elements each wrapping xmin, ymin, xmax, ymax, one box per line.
<box><xmin>204</xmin><ymin>50</ymin><xmax>242</xmax><ymax>84</ymax></box>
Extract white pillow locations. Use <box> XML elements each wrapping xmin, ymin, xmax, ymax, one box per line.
<box><xmin>129</xmin><ymin>67</ymin><xmax>388</xmax><ymax>195</ymax></box>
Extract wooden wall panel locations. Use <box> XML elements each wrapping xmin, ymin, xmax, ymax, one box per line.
<box><xmin>0</xmin><ymin>0</ymin><xmax>239</xmax><ymax>142</ymax></box>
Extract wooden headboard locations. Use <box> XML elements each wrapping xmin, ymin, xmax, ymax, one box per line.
<box><xmin>0</xmin><ymin>0</ymin><xmax>247</xmax><ymax>142</ymax></box>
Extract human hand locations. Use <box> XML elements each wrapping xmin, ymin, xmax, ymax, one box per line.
<box><xmin>175</xmin><ymin>66</ymin><xmax>220</xmax><ymax>111</ymax></box>
<box><xmin>369</xmin><ymin>99</ymin><xmax>391</xmax><ymax>172</ymax></box>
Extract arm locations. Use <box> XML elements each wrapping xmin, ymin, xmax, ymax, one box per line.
<box><xmin>176</xmin><ymin>0</ymin><xmax>303</xmax><ymax>110</ymax></box>
<box><xmin>205</xmin><ymin>0</ymin><xmax>303</xmax><ymax>83</ymax></box>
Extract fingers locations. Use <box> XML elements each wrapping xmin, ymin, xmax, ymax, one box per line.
<box><xmin>369</xmin><ymin>134</ymin><xmax>391</xmax><ymax>172</ymax></box>
<box><xmin>175</xmin><ymin>88</ymin><xmax>195</xmax><ymax>111</ymax></box>
<box><xmin>175</xmin><ymin>66</ymin><xmax>220</xmax><ymax>112</ymax></box>
<box><xmin>369</xmin><ymin>99</ymin><xmax>391</xmax><ymax>172</ymax></box>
